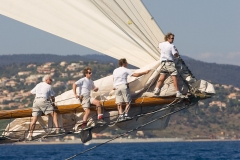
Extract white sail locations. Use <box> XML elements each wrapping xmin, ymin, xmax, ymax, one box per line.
<box><xmin>0</xmin><ymin>0</ymin><xmax>164</xmax><ymax>68</ymax></box>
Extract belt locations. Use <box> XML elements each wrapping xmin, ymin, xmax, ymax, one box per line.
<box><xmin>115</xmin><ymin>83</ymin><xmax>129</xmax><ymax>88</ymax></box>
<box><xmin>35</xmin><ymin>97</ymin><xmax>49</xmax><ymax>101</ymax></box>
<box><xmin>161</xmin><ymin>60</ymin><xmax>173</xmax><ymax>62</ymax></box>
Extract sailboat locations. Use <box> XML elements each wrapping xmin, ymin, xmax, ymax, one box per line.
<box><xmin>0</xmin><ymin>0</ymin><xmax>215</xmax><ymax>143</ymax></box>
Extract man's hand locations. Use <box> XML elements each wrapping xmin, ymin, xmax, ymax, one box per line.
<box><xmin>109</xmin><ymin>90</ymin><xmax>115</xmax><ymax>96</ymax></box>
<box><xmin>74</xmin><ymin>94</ymin><xmax>79</xmax><ymax>99</ymax></box>
<box><xmin>145</xmin><ymin>70</ymin><xmax>151</xmax><ymax>74</ymax></box>
<box><xmin>93</xmin><ymin>87</ymin><xmax>99</xmax><ymax>92</ymax></box>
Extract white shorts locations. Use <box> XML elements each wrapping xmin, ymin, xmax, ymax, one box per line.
<box><xmin>81</xmin><ymin>96</ymin><xmax>95</xmax><ymax>109</ymax></box>
<box><xmin>160</xmin><ymin>61</ymin><xmax>177</xmax><ymax>76</ymax></box>
<box><xmin>32</xmin><ymin>98</ymin><xmax>54</xmax><ymax>116</ymax></box>
<box><xmin>115</xmin><ymin>84</ymin><xmax>132</xmax><ymax>104</ymax></box>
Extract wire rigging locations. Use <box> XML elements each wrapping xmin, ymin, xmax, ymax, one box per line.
<box><xmin>65</xmin><ymin>100</ymin><xmax>190</xmax><ymax>160</ymax></box>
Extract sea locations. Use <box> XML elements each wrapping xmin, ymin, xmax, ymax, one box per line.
<box><xmin>0</xmin><ymin>141</ymin><xmax>240</xmax><ymax>160</ymax></box>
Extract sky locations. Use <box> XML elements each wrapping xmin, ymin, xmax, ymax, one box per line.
<box><xmin>0</xmin><ymin>0</ymin><xmax>239</xmax><ymax>66</ymax></box>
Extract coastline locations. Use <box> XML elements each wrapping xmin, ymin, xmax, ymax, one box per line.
<box><xmin>5</xmin><ymin>138</ymin><xmax>240</xmax><ymax>145</ymax></box>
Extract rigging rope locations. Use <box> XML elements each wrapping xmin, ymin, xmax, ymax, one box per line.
<box><xmin>65</xmin><ymin>102</ymin><xmax>190</xmax><ymax>160</ymax></box>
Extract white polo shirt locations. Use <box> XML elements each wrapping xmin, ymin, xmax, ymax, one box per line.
<box><xmin>159</xmin><ymin>41</ymin><xmax>178</xmax><ymax>62</ymax></box>
<box><xmin>113</xmin><ymin>67</ymin><xmax>133</xmax><ymax>87</ymax></box>
<box><xmin>31</xmin><ymin>82</ymin><xmax>55</xmax><ymax>98</ymax></box>
<box><xmin>75</xmin><ymin>77</ymin><xmax>95</xmax><ymax>96</ymax></box>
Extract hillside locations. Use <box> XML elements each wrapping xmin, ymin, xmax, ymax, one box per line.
<box><xmin>0</xmin><ymin>54</ymin><xmax>240</xmax><ymax>88</ymax></box>
<box><xmin>184</xmin><ymin>58</ymin><xmax>240</xmax><ymax>88</ymax></box>
<box><xmin>0</xmin><ymin>54</ymin><xmax>240</xmax><ymax>139</ymax></box>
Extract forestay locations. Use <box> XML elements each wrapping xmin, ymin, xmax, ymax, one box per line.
<box><xmin>0</xmin><ymin>0</ymin><xmax>164</xmax><ymax>68</ymax></box>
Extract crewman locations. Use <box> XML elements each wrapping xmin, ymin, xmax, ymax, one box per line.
<box><xmin>29</xmin><ymin>75</ymin><xmax>60</xmax><ymax>140</ymax></box>
<box><xmin>113</xmin><ymin>58</ymin><xmax>150</xmax><ymax>121</ymax></box>
<box><xmin>73</xmin><ymin>67</ymin><xmax>106</xmax><ymax>129</ymax></box>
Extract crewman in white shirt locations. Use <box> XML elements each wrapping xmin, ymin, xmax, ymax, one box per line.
<box><xmin>28</xmin><ymin>75</ymin><xmax>60</xmax><ymax>140</ymax></box>
<box><xmin>113</xmin><ymin>58</ymin><xmax>150</xmax><ymax>121</ymax></box>
<box><xmin>153</xmin><ymin>32</ymin><xmax>182</xmax><ymax>97</ymax></box>
<box><xmin>73</xmin><ymin>67</ymin><xmax>106</xmax><ymax>129</ymax></box>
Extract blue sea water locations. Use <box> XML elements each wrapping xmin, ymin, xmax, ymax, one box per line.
<box><xmin>0</xmin><ymin>141</ymin><xmax>240</xmax><ymax>160</ymax></box>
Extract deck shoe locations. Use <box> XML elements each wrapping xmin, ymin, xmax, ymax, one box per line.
<box><xmin>97</xmin><ymin>119</ymin><xmax>106</xmax><ymax>125</ymax></box>
<box><xmin>118</xmin><ymin>116</ymin><xmax>125</xmax><ymax>122</ymax></box>
<box><xmin>176</xmin><ymin>91</ymin><xmax>183</xmax><ymax>98</ymax></box>
<box><xmin>56</xmin><ymin>129</ymin><xmax>64</xmax><ymax>134</ymax></box>
<box><xmin>27</xmin><ymin>136</ymin><xmax>33</xmax><ymax>141</ymax></box>
<box><xmin>124</xmin><ymin>116</ymin><xmax>132</xmax><ymax>120</ymax></box>
<box><xmin>153</xmin><ymin>88</ymin><xmax>160</xmax><ymax>95</ymax></box>
<box><xmin>81</xmin><ymin>121</ymin><xmax>88</xmax><ymax>129</ymax></box>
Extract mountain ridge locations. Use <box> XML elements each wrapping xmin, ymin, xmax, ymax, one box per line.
<box><xmin>0</xmin><ymin>54</ymin><xmax>239</xmax><ymax>87</ymax></box>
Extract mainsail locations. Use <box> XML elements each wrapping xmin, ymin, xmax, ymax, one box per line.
<box><xmin>0</xmin><ymin>0</ymin><xmax>164</xmax><ymax>68</ymax></box>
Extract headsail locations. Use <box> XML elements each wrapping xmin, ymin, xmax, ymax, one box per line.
<box><xmin>0</xmin><ymin>0</ymin><xmax>164</xmax><ymax>67</ymax></box>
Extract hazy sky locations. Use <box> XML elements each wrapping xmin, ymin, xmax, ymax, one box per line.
<box><xmin>0</xmin><ymin>0</ymin><xmax>239</xmax><ymax>66</ymax></box>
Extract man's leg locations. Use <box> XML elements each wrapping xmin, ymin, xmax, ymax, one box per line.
<box><xmin>83</xmin><ymin>108</ymin><xmax>91</xmax><ymax>122</ymax></box>
<box><xmin>154</xmin><ymin>74</ymin><xmax>166</xmax><ymax>94</ymax></box>
<box><xmin>29</xmin><ymin>116</ymin><xmax>38</xmax><ymax>138</ymax></box>
<box><xmin>80</xmin><ymin>108</ymin><xmax>91</xmax><ymax>129</ymax></box>
<box><xmin>117</xmin><ymin>103</ymin><xmax>123</xmax><ymax>115</ymax></box>
<box><xmin>92</xmin><ymin>99</ymin><xmax>103</xmax><ymax>119</ymax></box>
<box><xmin>92</xmin><ymin>99</ymin><xmax>106</xmax><ymax>124</ymax></box>
<box><xmin>92</xmin><ymin>99</ymin><xmax>102</xmax><ymax>115</ymax></box>
<box><xmin>171</xmin><ymin>75</ymin><xmax>182</xmax><ymax>97</ymax></box>
<box><xmin>172</xmin><ymin>75</ymin><xmax>179</xmax><ymax>92</ymax></box>
<box><xmin>49</xmin><ymin>111</ymin><xmax>59</xmax><ymax>130</ymax></box>
<box><xmin>124</xmin><ymin>102</ymin><xmax>130</xmax><ymax>114</ymax></box>
<box><xmin>117</xmin><ymin>103</ymin><xmax>125</xmax><ymax>121</ymax></box>
<box><xmin>123</xmin><ymin>102</ymin><xmax>132</xmax><ymax>120</ymax></box>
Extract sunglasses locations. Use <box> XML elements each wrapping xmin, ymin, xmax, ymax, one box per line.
<box><xmin>87</xmin><ymin>72</ymin><xmax>92</xmax><ymax>74</ymax></box>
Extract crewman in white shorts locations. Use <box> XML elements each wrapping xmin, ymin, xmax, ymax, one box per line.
<box><xmin>153</xmin><ymin>32</ymin><xmax>182</xmax><ymax>98</ymax></box>
<box><xmin>73</xmin><ymin>67</ymin><xmax>106</xmax><ymax>129</ymax></box>
<box><xmin>29</xmin><ymin>75</ymin><xmax>60</xmax><ymax>140</ymax></box>
<box><xmin>113</xmin><ymin>58</ymin><xmax>150</xmax><ymax>121</ymax></box>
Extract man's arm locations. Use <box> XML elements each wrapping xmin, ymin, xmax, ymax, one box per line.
<box><xmin>72</xmin><ymin>83</ymin><xmax>79</xmax><ymax>98</ymax></box>
<box><xmin>50</xmin><ymin>96</ymin><xmax>55</xmax><ymax>106</ymax></box>
<box><xmin>30</xmin><ymin>86</ymin><xmax>37</xmax><ymax>95</ymax></box>
<box><xmin>92</xmin><ymin>82</ymin><xmax>98</xmax><ymax>92</ymax></box>
<box><xmin>132</xmin><ymin>70</ymin><xmax>150</xmax><ymax>77</ymax></box>
<box><xmin>93</xmin><ymin>87</ymin><xmax>99</xmax><ymax>92</ymax></box>
<box><xmin>174</xmin><ymin>52</ymin><xmax>180</xmax><ymax>58</ymax></box>
<box><xmin>112</xmin><ymin>77</ymin><xmax>116</xmax><ymax>90</ymax></box>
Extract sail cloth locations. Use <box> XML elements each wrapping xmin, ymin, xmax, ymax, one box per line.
<box><xmin>0</xmin><ymin>0</ymin><xmax>164</xmax><ymax>68</ymax></box>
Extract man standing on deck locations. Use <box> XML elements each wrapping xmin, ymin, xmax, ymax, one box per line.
<box><xmin>28</xmin><ymin>75</ymin><xmax>60</xmax><ymax>140</ymax></box>
<box><xmin>113</xmin><ymin>58</ymin><xmax>150</xmax><ymax>121</ymax></box>
<box><xmin>153</xmin><ymin>32</ymin><xmax>182</xmax><ymax>97</ymax></box>
<box><xmin>73</xmin><ymin>67</ymin><xmax>106</xmax><ymax>129</ymax></box>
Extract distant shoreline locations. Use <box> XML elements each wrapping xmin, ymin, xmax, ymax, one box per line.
<box><xmin>5</xmin><ymin>138</ymin><xmax>240</xmax><ymax>145</ymax></box>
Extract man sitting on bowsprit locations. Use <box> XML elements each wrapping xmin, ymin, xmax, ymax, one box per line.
<box><xmin>153</xmin><ymin>32</ymin><xmax>182</xmax><ymax>98</ymax></box>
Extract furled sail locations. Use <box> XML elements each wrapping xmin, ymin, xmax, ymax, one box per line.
<box><xmin>0</xmin><ymin>0</ymin><xmax>164</xmax><ymax>68</ymax></box>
